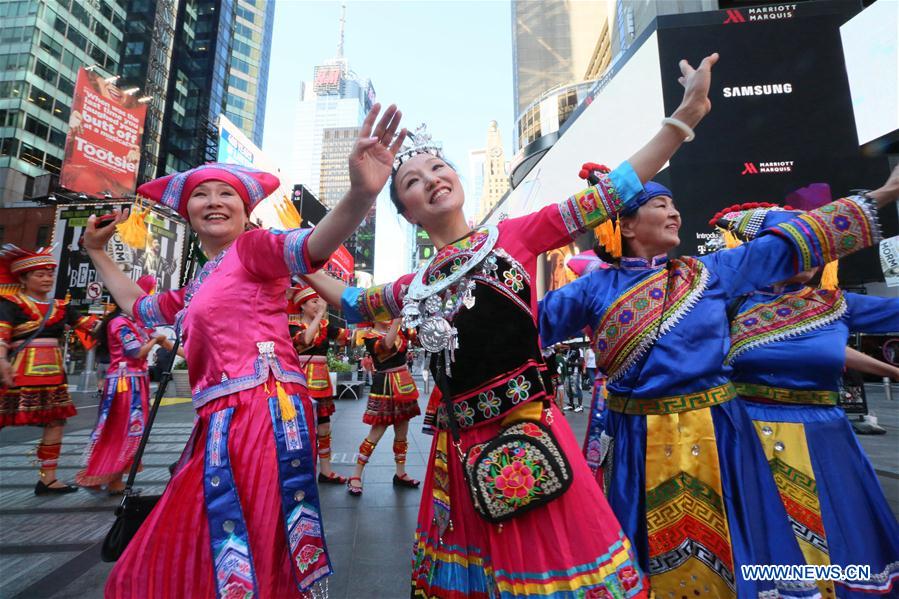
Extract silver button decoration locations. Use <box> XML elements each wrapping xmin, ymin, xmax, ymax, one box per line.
<box><xmin>761</xmin><ymin>426</ymin><xmax>773</xmax><ymax>436</ymax></box>
<box><xmin>294</xmin><ymin>490</ymin><xmax>305</xmax><ymax>502</ymax></box>
<box><xmin>291</xmin><ymin>458</ymin><xmax>301</xmax><ymax>468</ymax></box>
<box><xmin>210</xmin><ymin>475</ymin><xmax>220</xmax><ymax>487</ymax></box>
<box><xmin>774</xmin><ymin>441</ymin><xmax>785</xmax><ymax>452</ymax></box>
<box><xmin>223</xmin><ymin>520</ymin><xmax>235</xmax><ymax>533</ymax></box>
<box><xmin>691</xmin><ymin>444</ymin><xmax>700</xmax><ymax>456</ymax></box>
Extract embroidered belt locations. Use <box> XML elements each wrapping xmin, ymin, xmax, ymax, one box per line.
<box><xmin>734</xmin><ymin>382</ymin><xmax>838</xmax><ymax>406</ymax></box>
<box><xmin>191</xmin><ymin>341</ymin><xmax>307</xmax><ymax>410</ymax></box>
<box><xmin>10</xmin><ymin>338</ymin><xmax>59</xmax><ymax>348</ymax></box>
<box><xmin>379</xmin><ymin>365</ymin><xmax>408</xmax><ymax>374</ymax></box>
<box><xmin>608</xmin><ymin>382</ymin><xmax>736</xmax><ymax>415</ymax></box>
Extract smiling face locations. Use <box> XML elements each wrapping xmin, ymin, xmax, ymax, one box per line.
<box><xmin>619</xmin><ymin>195</ymin><xmax>682</xmax><ymax>257</ymax></box>
<box><xmin>185</xmin><ymin>180</ymin><xmax>248</xmax><ymax>250</ymax></box>
<box><xmin>392</xmin><ymin>155</ymin><xmax>465</xmax><ymax>229</ymax></box>
<box><xmin>20</xmin><ymin>267</ymin><xmax>55</xmax><ymax>297</ymax></box>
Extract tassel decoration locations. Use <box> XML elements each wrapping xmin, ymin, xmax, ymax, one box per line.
<box><xmin>594</xmin><ymin>219</ymin><xmax>622</xmax><ymax>259</ymax></box>
<box><xmin>723</xmin><ymin>230</ymin><xmax>742</xmax><ymax>249</ymax></box>
<box><xmin>115</xmin><ymin>202</ymin><xmax>151</xmax><ymax>249</ymax></box>
<box><xmin>276</xmin><ymin>380</ymin><xmax>297</xmax><ymax>422</ymax></box>
<box><xmin>819</xmin><ymin>260</ymin><xmax>839</xmax><ymax>290</ymax></box>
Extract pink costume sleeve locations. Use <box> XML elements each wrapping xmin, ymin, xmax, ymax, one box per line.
<box><xmin>498</xmin><ymin>161</ymin><xmax>643</xmax><ymax>260</ymax></box>
<box><xmin>132</xmin><ymin>287</ymin><xmax>187</xmax><ymax>328</ymax></box>
<box><xmin>234</xmin><ymin>228</ymin><xmax>325</xmax><ymax>280</ymax></box>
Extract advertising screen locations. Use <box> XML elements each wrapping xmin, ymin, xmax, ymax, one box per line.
<box><xmin>51</xmin><ymin>203</ymin><xmax>188</xmax><ymax>308</ymax></box>
<box><xmin>59</xmin><ymin>68</ymin><xmax>147</xmax><ymax>197</ymax></box>
<box><xmin>840</xmin><ymin>0</ymin><xmax>899</xmax><ymax>146</ymax></box>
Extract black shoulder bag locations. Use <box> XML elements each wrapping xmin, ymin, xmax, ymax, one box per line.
<box><xmin>101</xmin><ymin>333</ymin><xmax>181</xmax><ymax>562</ymax></box>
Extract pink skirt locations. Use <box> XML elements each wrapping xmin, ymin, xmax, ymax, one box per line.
<box><xmin>411</xmin><ymin>403</ymin><xmax>648</xmax><ymax>598</ymax></box>
<box><xmin>105</xmin><ymin>380</ymin><xmax>328</xmax><ymax>599</ymax></box>
<box><xmin>76</xmin><ymin>372</ymin><xmax>149</xmax><ymax>487</ymax></box>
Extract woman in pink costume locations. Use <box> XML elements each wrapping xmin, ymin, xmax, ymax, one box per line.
<box><xmin>75</xmin><ymin>275</ymin><xmax>167</xmax><ymax>494</ymax></box>
<box><xmin>84</xmin><ymin>105</ymin><xmax>407</xmax><ymax>598</ymax></box>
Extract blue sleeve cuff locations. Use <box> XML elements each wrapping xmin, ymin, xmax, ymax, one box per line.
<box><xmin>340</xmin><ymin>287</ymin><xmax>365</xmax><ymax>323</ymax></box>
<box><xmin>609</xmin><ymin>161</ymin><xmax>643</xmax><ymax>208</ymax></box>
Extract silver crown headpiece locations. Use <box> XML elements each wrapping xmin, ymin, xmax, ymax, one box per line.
<box><xmin>391</xmin><ymin>123</ymin><xmax>444</xmax><ymax>175</ymax></box>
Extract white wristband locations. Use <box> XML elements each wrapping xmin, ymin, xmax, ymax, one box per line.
<box><xmin>661</xmin><ymin>117</ymin><xmax>695</xmax><ymax>142</ymax></box>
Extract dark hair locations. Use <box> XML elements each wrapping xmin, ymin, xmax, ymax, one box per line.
<box><xmin>93</xmin><ymin>304</ymin><xmax>123</xmax><ymax>359</ymax></box>
<box><xmin>388</xmin><ymin>156</ymin><xmax>457</xmax><ymax>215</ymax></box>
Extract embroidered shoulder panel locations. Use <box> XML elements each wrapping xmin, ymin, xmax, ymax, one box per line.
<box><xmin>726</xmin><ymin>288</ymin><xmax>845</xmax><ymax>363</ymax></box>
<box><xmin>593</xmin><ymin>257</ymin><xmax>708</xmax><ymax>382</ymax></box>
<box><xmin>4</xmin><ymin>294</ymin><xmax>66</xmax><ymax>337</ymax></box>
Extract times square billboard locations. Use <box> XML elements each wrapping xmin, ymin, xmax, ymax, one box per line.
<box><xmin>497</xmin><ymin>0</ymin><xmax>897</xmax><ymax>288</ymax></box>
<box><xmin>59</xmin><ymin>67</ymin><xmax>147</xmax><ymax>197</ymax></box>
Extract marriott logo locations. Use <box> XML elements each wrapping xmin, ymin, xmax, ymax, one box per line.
<box><xmin>723</xmin><ymin>4</ymin><xmax>797</xmax><ymax>24</ymax></box>
<box><xmin>741</xmin><ymin>161</ymin><xmax>794</xmax><ymax>175</ymax></box>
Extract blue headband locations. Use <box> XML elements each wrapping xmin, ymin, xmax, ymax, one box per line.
<box><xmin>620</xmin><ymin>181</ymin><xmax>673</xmax><ymax>217</ymax></box>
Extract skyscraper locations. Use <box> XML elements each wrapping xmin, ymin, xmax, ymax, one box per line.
<box><xmin>511</xmin><ymin>0</ymin><xmax>607</xmax><ymax>125</ymax></box>
<box><xmin>476</xmin><ymin>121</ymin><xmax>510</xmax><ymax>222</ymax></box>
<box><xmin>289</xmin><ymin>7</ymin><xmax>375</xmax><ymax>199</ymax></box>
<box><xmin>158</xmin><ymin>0</ymin><xmax>276</xmax><ymax>176</ymax></box>
<box><xmin>289</xmin><ymin>6</ymin><xmax>377</xmax><ymax>274</ymax></box>
<box><xmin>0</xmin><ymin>0</ymin><xmax>127</xmax><ymax>205</ymax></box>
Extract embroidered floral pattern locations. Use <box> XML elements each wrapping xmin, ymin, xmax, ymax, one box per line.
<box><xmin>222</xmin><ymin>581</ymin><xmax>254</xmax><ymax>599</ymax></box>
<box><xmin>505</xmin><ymin>375</ymin><xmax>531</xmax><ymax>404</ymax></box>
<box><xmin>583</xmin><ymin>586</ymin><xmax>614</xmax><ymax>599</ymax></box>
<box><xmin>453</xmin><ymin>401</ymin><xmax>475</xmax><ymax>426</ymax></box>
<box><xmin>494</xmin><ymin>461</ymin><xmax>536</xmax><ymax>500</ymax></box>
<box><xmin>502</xmin><ymin>269</ymin><xmax>524</xmax><ymax>293</ymax></box>
<box><xmin>296</xmin><ymin>544</ymin><xmax>324</xmax><ymax>573</ymax></box>
<box><xmin>476</xmin><ymin>390</ymin><xmax>501</xmax><ymax>418</ymax></box>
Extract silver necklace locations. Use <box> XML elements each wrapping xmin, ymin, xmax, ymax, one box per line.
<box><xmin>402</xmin><ymin>226</ymin><xmax>499</xmax><ymax>371</ymax></box>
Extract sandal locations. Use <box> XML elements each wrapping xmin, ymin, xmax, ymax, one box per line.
<box><xmin>346</xmin><ymin>476</ymin><xmax>363</xmax><ymax>496</ymax></box>
<box><xmin>393</xmin><ymin>473</ymin><xmax>421</xmax><ymax>488</ymax></box>
<box><xmin>318</xmin><ymin>471</ymin><xmax>348</xmax><ymax>485</ymax></box>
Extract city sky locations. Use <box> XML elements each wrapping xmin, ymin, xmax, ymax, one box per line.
<box><xmin>262</xmin><ymin>0</ymin><xmax>515</xmax><ymax>219</ymax></box>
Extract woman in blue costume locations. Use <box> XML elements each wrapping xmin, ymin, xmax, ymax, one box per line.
<box><xmin>710</xmin><ymin>197</ymin><xmax>899</xmax><ymax>597</ymax></box>
<box><xmin>539</xmin><ymin>164</ymin><xmax>899</xmax><ymax>599</ymax></box>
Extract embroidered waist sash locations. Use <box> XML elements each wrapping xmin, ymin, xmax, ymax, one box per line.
<box><xmin>608</xmin><ymin>382</ymin><xmax>736</xmax><ymax>415</ymax></box>
<box><xmin>734</xmin><ymin>382</ymin><xmax>839</xmax><ymax>406</ymax></box>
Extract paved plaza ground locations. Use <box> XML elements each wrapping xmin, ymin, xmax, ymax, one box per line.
<box><xmin>0</xmin><ymin>378</ymin><xmax>896</xmax><ymax>598</ymax></box>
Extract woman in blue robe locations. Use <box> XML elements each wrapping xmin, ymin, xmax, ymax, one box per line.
<box><xmin>539</xmin><ymin>167</ymin><xmax>899</xmax><ymax>599</ymax></box>
<box><xmin>715</xmin><ymin>203</ymin><xmax>899</xmax><ymax>597</ymax></box>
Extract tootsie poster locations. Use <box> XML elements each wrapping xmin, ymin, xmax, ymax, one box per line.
<box><xmin>59</xmin><ymin>67</ymin><xmax>147</xmax><ymax>197</ymax></box>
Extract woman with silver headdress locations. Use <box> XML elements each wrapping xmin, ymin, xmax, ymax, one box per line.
<box><xmin>302</xmin><ymin>54</ymin><xmax>719</xmax><ymax>599</ymax></box>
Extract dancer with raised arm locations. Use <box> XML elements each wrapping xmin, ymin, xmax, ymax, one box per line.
<box><xmin>304</xmin><ymin>54</ymin><xmax>719</xmax><ymax>599</ymax></box>
<box><xmin>540</xmin><ymin>165</ymin><xmax>899</xmax><ymax>597</ymax></box>
<box><xmin>84</xmin><ymin>104</ymin><xmax>407</xmax><ymax>598</ymax></box>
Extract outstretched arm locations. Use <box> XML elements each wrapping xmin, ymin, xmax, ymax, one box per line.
<box><xmin>845</xmin><ymin>347</ymin><xmax>899</xmax><ymax>381</ymax></box>
<box><xmin>306</xmin><ymin>104</ymin><xmax>407</xmax><ymax>264</ymax></box>
<box><xmin>301</xmin><ymin>271</ymin><xmax>348</xmax><ymax>308</ymax></box>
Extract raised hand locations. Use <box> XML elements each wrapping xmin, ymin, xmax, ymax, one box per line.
<box><xmin>83</xmin><ymin>209</ymin><xmax>129</xmax><ymax>250</ymax></box>
<box><xmin>348</xmin><ymin>103</ymin><xmax>408</xmax><ymax>199</ymax></box>
<box><xmin>674</xmin><ymin>53</ymin><xmax>719</xmax><ymax>127</ymax></box>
